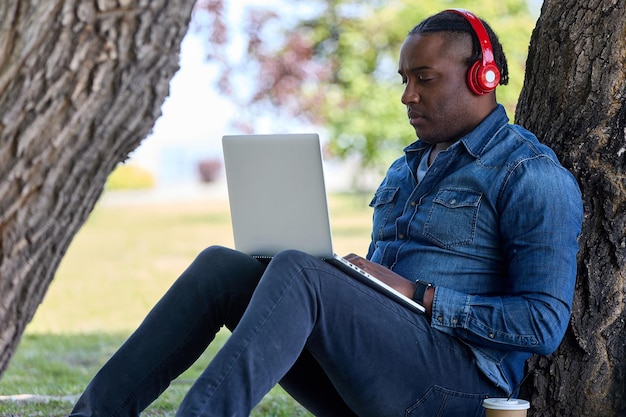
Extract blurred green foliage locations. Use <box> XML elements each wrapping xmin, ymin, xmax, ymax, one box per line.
<box><xmin>299</xmin><ymin>0</ymin><xmax>535</xmax><ymax>167</ymax></box>
<box><xmin>219</xmin><ymin>0</ymin><xmax>536</xmax><ymax>169</ymax></box>
<box><xmin>105</xmin><ymin>163</ymin><xmax>155</xmax><ymax>191</ymax></box>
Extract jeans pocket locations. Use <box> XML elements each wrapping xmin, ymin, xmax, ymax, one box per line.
<box><xmin>405</xmin><ymin>385</ymin><xmax>487</xmax><ymax>417</ymax></box>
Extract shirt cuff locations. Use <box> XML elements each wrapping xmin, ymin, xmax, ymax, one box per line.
<box><xmin>430</xmin><ymin>286</ymin><xmax>471</xmax><ymax>332</ymax></box>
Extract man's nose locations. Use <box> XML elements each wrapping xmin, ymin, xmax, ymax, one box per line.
<box><xmin>401</xmin><ymin>84</ymin><xmax>420</xmax><ymax>105</ymax></box>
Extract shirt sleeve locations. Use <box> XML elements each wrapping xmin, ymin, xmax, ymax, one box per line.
<box><xmin>430</xmin><ymin>156</ymin><xmax>583</xmax><ymax>355</ymax></box>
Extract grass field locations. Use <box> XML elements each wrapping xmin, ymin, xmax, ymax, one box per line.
<box><xmin>0</xmin><ymin>187</ymin><xmax>373</xmax><ymax>416</ymax></box>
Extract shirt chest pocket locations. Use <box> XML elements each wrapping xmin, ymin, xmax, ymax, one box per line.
<box><xmin>369</xmin><ymin>187</ymin><xmax>399</xmax><ymax>241</ymax></box>
<box><xmin>424</xmin><ymin>188</ymin><xmax>482</xmax><ymax>248</ymax></box>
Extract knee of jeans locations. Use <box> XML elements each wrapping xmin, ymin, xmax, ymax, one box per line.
<box><xmin>271</xmin><ymin>249</ymin><xmax>313</xmax><ymax>264</ymax></box>
<box><xmin>266</xmin><ymin>250</ymin><xmax>324</xmax><ymax>283</ymax></box>
<box><xmin>194</xmin><ymin>245</ymin><xmax>252</xmax><ymax>272</ymax></box>
<box><xmin>185</xmin><ymin>246</ymin><xmax>264</xmax><ymax>292</ymax></box>
<box><xmin>196</xmin><ymin>245</ymin><xmax>234</xmax><ymax>263</ymax></box>
<box><xmin>268</xmin><ymin>250</ymin><xmax>317</xmax><ymax>273</ymax></box>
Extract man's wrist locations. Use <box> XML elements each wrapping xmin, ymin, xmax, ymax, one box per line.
<box><xmin>423</xmin><ymin>286</ymin><xmax>434</xmax><ymax>317</ymax></box>
<box><xmin>412</xmin><ymin>280</ymin><xmax>433</xmax><ymax>304</ymax></box>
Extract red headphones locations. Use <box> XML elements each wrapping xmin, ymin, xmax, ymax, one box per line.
<box><xmin>445</xmin><ymin>9</ymin><xmax>501</xmax><ymax>95</ymax></box>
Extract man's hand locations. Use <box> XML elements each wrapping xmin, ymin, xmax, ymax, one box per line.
<box><xmin>343</xmin><ymin>254</ymin><xmax>433</xmax><ymax>316</ymax></box>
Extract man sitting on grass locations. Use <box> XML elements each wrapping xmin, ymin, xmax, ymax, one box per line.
<box><xmin>70</xmin><ymin>9</ymin><xmax>582</xmax><ymax>417</ymax></box>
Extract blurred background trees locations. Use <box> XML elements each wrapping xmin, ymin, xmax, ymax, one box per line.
<box><xmin>195</xmin><ymin>0</ymin><xmax>536</xmax><ymax>168</ymax></box>
<box><xmin>3</xmin><ymin>0</ymin><xmax>625</xmax><ymax>415</ymax></box>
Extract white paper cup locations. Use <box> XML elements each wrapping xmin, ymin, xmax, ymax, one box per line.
<box><xmin>482</xmin><ymin>398</ymin><xmax>530</xmax><ymax>417</ymax></box>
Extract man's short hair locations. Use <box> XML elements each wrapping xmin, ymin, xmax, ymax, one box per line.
<box><xmin>409</xmin><ymin>11</ymin><xmax>509</xmax><ymax>86</ymax></box>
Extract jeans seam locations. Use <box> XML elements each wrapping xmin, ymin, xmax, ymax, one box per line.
<box><xmin>194</xmin><ymin>268</ymin><xmax>305</xmax><ymax>416</ymax></box>
<box><xmin>112</xmin><ymin>315</ymin><xmax>204</xmax><ymax>416</ymax></box>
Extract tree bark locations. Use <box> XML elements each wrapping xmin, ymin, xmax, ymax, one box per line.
<box><xmin>0</xmin><ymin>0</ymin><xmax>195</xmax><ymax>374</ymax></box>
<box><xmin>516</xmin><ymin>0</ymin><xmax>626</xmax><ymax>415</ymax></box>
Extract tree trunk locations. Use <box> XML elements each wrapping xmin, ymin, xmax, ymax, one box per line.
<box><xmin>0</xmin><ymin>0</ymin><xmax>196</xmax><ymax>374</ymax></box>
<box><xmin>516</xmin><ymin>0</ymin><xmax>626</xmax><ymax>415</ymax></box>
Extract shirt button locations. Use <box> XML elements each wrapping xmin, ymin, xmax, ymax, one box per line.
<box><xmin>437</xmin><ymin>316</ymin><xmax>443</xmax><ymax>323</ymax></box>
<box><xmin>451</xmin><ymin>318</ymin><xmax>458</xmax><ymax>325</ymax></box>
<box><xmin>410</xmin><ymin>201</ymin><xmax>417</xmax><ymax>207</ymax></box>
<box><xmin>450</xmin><ymin>199</ymin><xmax>457</xmax><ymax>205</ymax></box>
<box><xmin>488</xmin><ymin>333</ymin><xmax>495</xmax><ymax>339</ymax></box>
<box><xmin>398</xmin><ymin>233</ymin><xmax>405</xmax><ymax>239</ymax></box>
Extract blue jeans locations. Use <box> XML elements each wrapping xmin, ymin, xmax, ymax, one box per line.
<box><xmin>70</xmin><ymin>247</ymin><xmax>504</xmax><ymax>417</ymax></box>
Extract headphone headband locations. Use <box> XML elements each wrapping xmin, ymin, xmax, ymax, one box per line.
<box><xmin>444</xmin><ymin>8</ymin><xmax>500</xmax><ymax>95</ymax></box>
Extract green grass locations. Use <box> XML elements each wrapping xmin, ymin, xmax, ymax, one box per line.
<box><xmin>0</xmin><ymin>189</ymin><xmax>372</xmax><ymax>416</ymax></box>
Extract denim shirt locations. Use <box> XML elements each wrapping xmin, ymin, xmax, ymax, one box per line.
<box><xmin>366</xmin><ymin>105</ymin><xmax>583</xmax><ymax>393</ymax></box>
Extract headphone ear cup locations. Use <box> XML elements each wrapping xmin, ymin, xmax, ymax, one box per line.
<box><xmin>467</xmin><ymin>61</ymin><xmax>500</xmax><ymax>95</ymax></box>
<box><xmin>467</xmin><ymin>61</ymin><xmax>484</xmax><ymax>95</ymax></box>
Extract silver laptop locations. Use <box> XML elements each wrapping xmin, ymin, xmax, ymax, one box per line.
<box><xmin>222</xmin><ymin>133</ymin><xmax>425</xmax><ymax>314</ymax></box>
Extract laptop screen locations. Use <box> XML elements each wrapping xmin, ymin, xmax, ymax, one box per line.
<box><xmin>222</xmin><ymin>134</ymin><xmax>335</xmax><ymax>258</ymax></box>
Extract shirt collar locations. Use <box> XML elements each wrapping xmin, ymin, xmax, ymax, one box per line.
<box><xmin>403</xmin><ymin>104</ymin><xmax>510</xmax><ymax>158</ymax></box>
